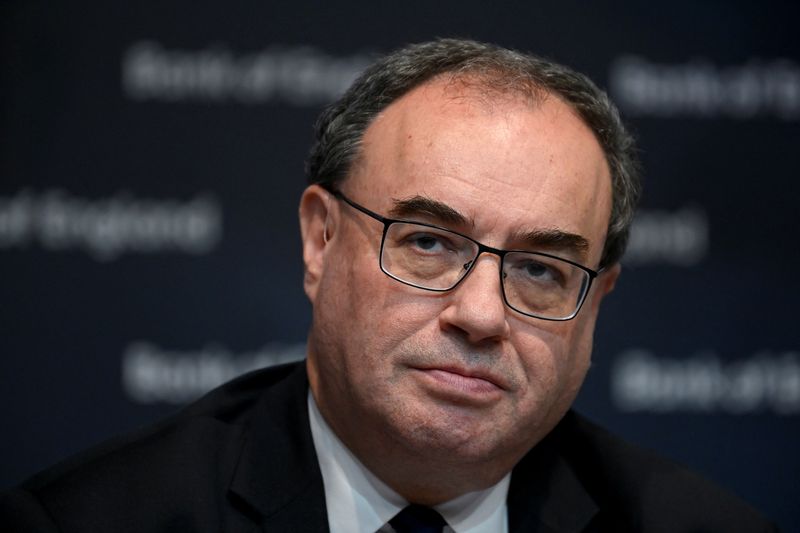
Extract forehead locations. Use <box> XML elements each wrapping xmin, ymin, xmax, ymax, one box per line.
<box><xmin>347</xmin><ymin>79</ymin><xmax>612</xmax><ymax>259</ymax></box>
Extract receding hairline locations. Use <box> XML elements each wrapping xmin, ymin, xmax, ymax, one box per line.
<box><xmin>345</xmin><ymin>70</ymin><xmax>596</xmax><ymax>181</ymax></box>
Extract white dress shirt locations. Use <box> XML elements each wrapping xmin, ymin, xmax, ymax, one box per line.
<box><xmin>308</xmin><ymin>392</ymin><xmax>510</xmax><ymax>533</ymax></box>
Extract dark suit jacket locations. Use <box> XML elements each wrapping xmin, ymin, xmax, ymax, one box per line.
<box><xmin>1</xmin><ymin>362</ymin><xmax>776</xmax><ymax>532</ymax></box>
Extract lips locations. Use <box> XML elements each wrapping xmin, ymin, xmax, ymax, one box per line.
<box><xmin>412</xmin><ymin>364</ymin><xmax>508</xmax><ymax>398</ymax></box>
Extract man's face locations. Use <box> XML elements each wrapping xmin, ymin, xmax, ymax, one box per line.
<box><xmin>300</xmin><ymin>79</ymin><xmax>618</xmax><ymax>492</ymax></box>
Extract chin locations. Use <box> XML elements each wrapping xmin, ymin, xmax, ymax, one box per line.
<box><xmin>390</xmin><ymin>406</ymin><xmax>511</xmax><ymax>461</ymax></box>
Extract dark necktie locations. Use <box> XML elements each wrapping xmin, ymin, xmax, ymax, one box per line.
<box><xmin>389</xmin><ymin>504</ymin><xmax>448</xmax><ymax>533</ymax></box>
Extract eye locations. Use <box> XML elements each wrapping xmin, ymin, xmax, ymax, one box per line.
<box><xmin>507</xmin><ymin>255</ymin><xmax>567</xmax><ymax>286</ymax></box>
<box><xmin>406</xmin><ymin>232</ymin><xmax>448</xmax><ymax>252</ymax></box>
<box><xmin>523</xmin><ymin>261</ymin><xmax>553</xmax><ymax>279</ymax></box>
<box><xmin>387</xmin><ymin>223</ymin><xmax>473</xmax><ymax>260</ymax></box>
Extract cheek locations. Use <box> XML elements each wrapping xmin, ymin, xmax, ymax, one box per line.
<box><xmin>513</xmin><ymin>326</ymin><xmax>565</xmax><ymax>387</ymax></box>
<box><xmin>512</xmin><ymin>321</ymin><xmax>593</xmax><ymax>402</ymax></box>
<box><xmin>551</xmin><ymin>318</ymin><xmax>596</xmax><ymax>399</ymax></box>
<box><xmin>311</xmin><ymin>243</ymin><xmax>376</xmax><ymax>359</ymax></box>
<box><xmin>316</xmin><ymin>241</ymin><xmax>439</xmax><ymax>359</ymax></box>
<box><xmin>322</xmin><ymin>232</ymin><xmax>381</xmax><ymax>310</ymax></box>
<box><xmin>376</xmin><ymin>291</ymin><xmax>449</xmax><ymax>342</ymax></box>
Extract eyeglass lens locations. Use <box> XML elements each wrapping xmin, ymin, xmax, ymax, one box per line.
<box><xmin>380</xmin><ymin>222</ymin><xmax>590</xmax><ymax>320</ymax></box>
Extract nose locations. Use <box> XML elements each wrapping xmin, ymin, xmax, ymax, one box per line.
<box><xmin>438</xmin><ymin>254</ymin><xmax>511</xmax><ymax>344</ymax></box>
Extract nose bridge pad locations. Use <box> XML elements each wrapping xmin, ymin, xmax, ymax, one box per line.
<box><xmin>459</xmin><ymin>251</ymin><xmax>504</xmax><ymax>295</ymax></box>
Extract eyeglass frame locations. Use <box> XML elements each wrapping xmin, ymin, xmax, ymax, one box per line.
<box><xmin>325</xmin><ymin>187</ymin><xmax>602</xmax><ymax>321</ymax></box>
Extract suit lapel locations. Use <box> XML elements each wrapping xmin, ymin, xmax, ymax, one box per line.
<box><xmin>224</xmin><ymin>365</ymin><xmax>598</xmax><ymax>533</ymax></box>
<box><xmin>508</xmin><ymin>414</ymin><xmax>598</xmax><ymax>533</ymax></box>
<box><xmin>227</xmin><ymin>363</ymin><xmax>329</xmax><ymax>532</ymax></box>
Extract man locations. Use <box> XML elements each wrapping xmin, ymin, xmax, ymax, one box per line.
<box><xmin>1</xmin><ymin>39</ymin><xmax>775</xmax><ymax>532</ymax></box>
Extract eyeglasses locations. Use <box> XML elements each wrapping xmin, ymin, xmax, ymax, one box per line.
<box><xmin>329</xmin><ymin>189</ymin><xmax>600</xmax><ymax>321</ymax></box>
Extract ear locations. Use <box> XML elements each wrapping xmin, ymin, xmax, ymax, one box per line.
<box><xmin>587</xmin><ymin>262</ymin><xmax>621</xmax><ymax>315</ymax></box>
<box><xmin>299</xmin><ymin>185</ymin><xmax>334</xmax><ymax>303</ymax></box>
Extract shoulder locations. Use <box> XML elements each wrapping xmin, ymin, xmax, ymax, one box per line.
<box><xmin>557</xmin><ymin>411</ymin><xmax>777</xmax><ymax>532</ymax></box>
<box><xmin>0</xmin><ymin>362</ymin><xmax>306</xmax><ymax>533</ymax></box>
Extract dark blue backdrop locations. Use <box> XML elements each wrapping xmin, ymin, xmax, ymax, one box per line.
<box><xmin>2</xmin><ymin>1</ymin><xmax>798</xmax><ymax>530</ymax></box>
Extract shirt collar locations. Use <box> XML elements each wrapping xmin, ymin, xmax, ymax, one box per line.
<box><xmin>308</xmin><ymin>392</ymin><xmax>509</xmax><ymax>533</ymax></box>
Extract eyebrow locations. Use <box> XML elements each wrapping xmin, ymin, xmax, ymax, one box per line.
<box><xmin>388</xmin><ymin>195</ymin><xmax>591</xmax><ymax>261</ymax></box>
<box><xmin>388</xmin><ymin>196</ymin><xmax>472</xmax><ymax>227</ymax></box>
<box><xmin>510</xmin><ymin>228</ymin><xmax>590</xmax><ymax>260</ymax></box>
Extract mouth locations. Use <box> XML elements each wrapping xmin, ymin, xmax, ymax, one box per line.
<box><xmin>411</xmin><ymin>365</ymin><xmax>507</xmax><ymax>402</ymax></box>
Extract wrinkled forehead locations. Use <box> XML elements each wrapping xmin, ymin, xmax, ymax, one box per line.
<box><xmin>345</xmin><ymin>78</ymin><xmax>613</xmax><ymax>264</ymax></box>
<box><xmin>349</xmin><ymin>73</ymin><xmax>602</xmax><ymax>181</ymax></box>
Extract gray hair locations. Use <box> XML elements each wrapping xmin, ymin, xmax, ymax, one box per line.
<box><xmin>306</xmin><ymin>38</ymin><xmax>641</xmax><ymax>267</ymax></box>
